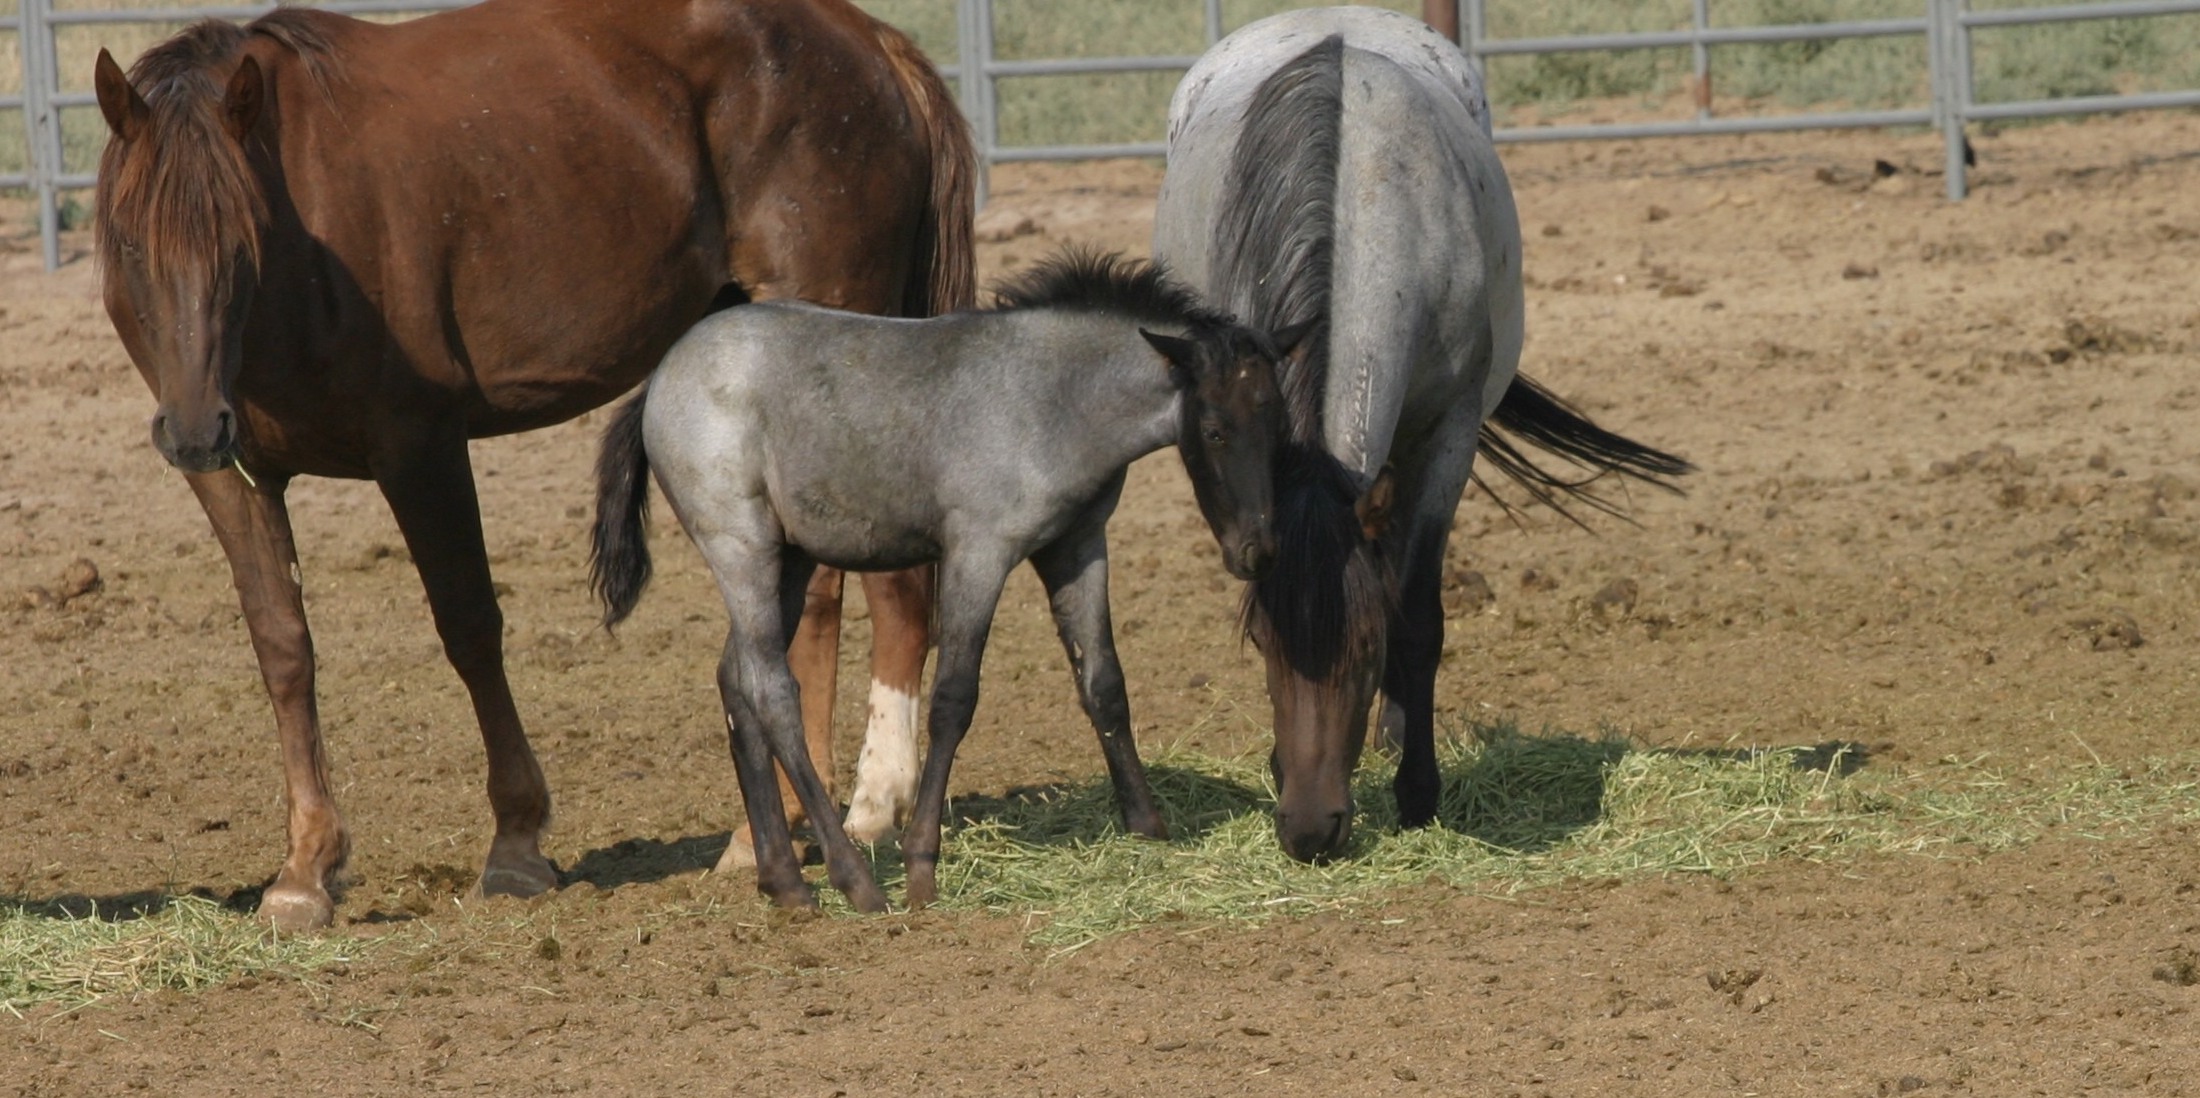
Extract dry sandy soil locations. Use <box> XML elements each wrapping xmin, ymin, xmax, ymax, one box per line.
<box><xmin>5</xmin><ymin>108</ymin><xmax>2200</xmax><ymax>1094</ymax></box>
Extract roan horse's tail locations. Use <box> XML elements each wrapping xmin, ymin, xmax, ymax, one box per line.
<box><xmin>589</xmin><ymin>390</ymin><xmax>655</xmax><ymax>629</ymax></box>
<box><xmin>873</xmin><ymin>18</ymin><xmax>977</xmax><ymax>315</ymax></box>
<box><xmin>1477</xmin><ymin>373</ymin><xmax>1694</xmax><ymax>524</ymax></box>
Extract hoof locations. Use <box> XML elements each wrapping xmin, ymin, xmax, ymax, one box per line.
<box><xmin>259</xmin><ymin>882</ymin><xmax>335</xmax><ymax>932</ymax></box>
<box><xmin>841</xmin><ymin>806</ymin><xmax>901</xmax><ymax>846</ymax></box>
<box><xmin>717</xmin><ymin>829</ymin><xmax>759</xmax><ymax>873</ymax></box>
<box><xmin>475</xmin><ymin>854</ymin><xmax>559</xmax><ymax>899</ymax></box>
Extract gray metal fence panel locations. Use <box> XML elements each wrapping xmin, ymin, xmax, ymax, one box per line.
<box><xmin>14</xmin><ymin>0</ymin><xmax>2200</xmax><ymax>269</ymax></box>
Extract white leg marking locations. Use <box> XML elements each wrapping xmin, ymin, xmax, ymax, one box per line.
<box><xmin>843</xmin><ymin>680</ymin><xmax>920</xmax><ymax>842</ymax></box>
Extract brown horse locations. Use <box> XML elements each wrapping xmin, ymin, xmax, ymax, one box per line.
<box><xmin>91</xmin><ymin>0</ymin><xmax>974</xmax><ymax>930</ymax></box>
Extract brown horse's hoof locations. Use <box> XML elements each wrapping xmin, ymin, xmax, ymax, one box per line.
<box><xmin>475</xmin><ymin>844</ymin><xmax>559</xmax><ymax>899</ymax></box>
<box><xmin>260</xmin><ymin>882</ymin><xmax>336</xmax><ymax>932</ymax></box>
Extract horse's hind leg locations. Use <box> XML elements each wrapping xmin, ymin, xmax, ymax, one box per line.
<box><xmin>739</xmin><ymin>550</ymin><xmax>887</xmax><ymax>912</ymax></box>
<box><xmin>843</xmin><ymin>566</ymin><xmax>932</xmax><ymax>842</ymax></box>
<box><xmin>186</xmin><ymin>468</ymin><xmax>348</xmax><ymax>931</ymax></box>
<box><xmin>1030</xmin><ymin>512</ymin><xmax>1165</xmax><ymax>842</ymax></box>
<box><xmin>373</xmin><ymin>429</ymin><xmax>556</xmax><ymax>900</ymax></box>
<box><xmin>720</xmin><ymin>565</ymin><xmax>847</xmax><ymax>872</ymax></box>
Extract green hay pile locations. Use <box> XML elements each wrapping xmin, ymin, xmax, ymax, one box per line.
<box><xmin>908</xmin><ymin>726</ymin><xmax>2200</xmax><ymax>952</ymax></box>
<box><xmin>0</xmin><ymin>895</ymin><xmax>358</xmax><ymax>1016</ymax></box>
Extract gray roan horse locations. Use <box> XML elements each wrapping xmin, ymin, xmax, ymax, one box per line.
<box><xmin>591</xmin><ymin>251</ymin><xmax>1298</xmax><ymax>909</ymax></box>
<box><xmin>1154</xmin><ymin>8</ymin><xmax>1692</xmax><ymax>862</ymax></box>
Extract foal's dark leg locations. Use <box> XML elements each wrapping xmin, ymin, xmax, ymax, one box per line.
<box><xmin>372</xmin><ymin>427</ymin><xmax>556</xmax><ymax>899</ymax></box>
<box><xmin>1030</xmin><ymin>511</ymin><xmax>1166</xmax><ymax>842</ymax></box>
<box><xmin>901</xmin><ymin>551</ymin><xmax>1016</xmax><ymax>908</ymax></box>
<box><xmin>761</xmin><ymin>552</ymin><xmax>888</xmax><ymax>913</ymax></box>
<box><xmin>716</xmin><ymin>636</ymin><xmax>813</xmax><ymax>908</ymax></box>
<box><xmin>723</xmin><ymin>565</ymin><xmax>846</xmax><ymax>872</ymax></box>
<box><xmin>185</xmin><ymin>468</ymin><xmax>348</xmax><ymax>931</ymax></box>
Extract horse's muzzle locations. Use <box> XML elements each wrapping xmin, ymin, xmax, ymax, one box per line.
<box><xmin>152</xmin><ymin>409</ymin><xmax>239</xmax><ymax>474</ymax></box>
<box><xmin>1275</xmin><ymin>807</ymin><xmax>1351</xmax><ymax>863</ymax></box>
<box><xmin>1229</xmin><ymin>537</ymin><xmax>1276</xmax><ymax>581</ymax></box>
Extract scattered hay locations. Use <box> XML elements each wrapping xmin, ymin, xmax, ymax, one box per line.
<box><xmin>0</xmin><ymin>895</ymin><xmax>358</xmax><ymax>1015</ymax></box>
<box><xmin>888</xmin><ymin>725</ymin><xmax>2200</xmax><ymax>952</ymax></box>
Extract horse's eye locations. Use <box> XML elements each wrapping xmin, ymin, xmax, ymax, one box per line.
<box><xmin>1203</xmin><ymin>426</ymin><xmax>1226</xmax><ymax>446</ymax></box>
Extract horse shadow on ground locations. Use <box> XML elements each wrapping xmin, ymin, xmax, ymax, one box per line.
<box><xmin>0</xmin><ymin>885</ymin><xmax>255</xmax><ymax>923</ymax></box>
<box><xmin>1395</xmin><ymin>731</ymin><xmax>1872</xmax><ymax>857</ymax></box>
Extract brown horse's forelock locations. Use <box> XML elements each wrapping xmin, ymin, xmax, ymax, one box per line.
<box><xmin>1241</xmin><ymin>446</ymin><xmax>1392</xmax><ymax>682</ymax></box>
<box><xmin>95</xmin><ymin>19</ymin><xmax>276</xmax><ymax>281</ymax></box>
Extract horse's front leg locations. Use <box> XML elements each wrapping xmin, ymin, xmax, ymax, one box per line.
<box><xmin>901</xmin><ymin>550</ymin><xmax>1016</xmax><ymax>908</ymax></box>
<box><xmin>186</xmin><ymin>467</ymin><xmax>347</xmax><ymax>931</ymax></box>
<box><xmin>1030</xmin><ymin>513</ymin><xmax>1166</xmax><ymax>842</ymax></box>
<box><xmin>843</xmin><ymin>565</ymin><xmax>933</xmax><ymax>842</ymax></box>
<box><xmin>372</xmin><ymin>426</ymin><xmax>556</xmax><ymax>899</ymax></box>
<box><xmin>1381</xmin><ymin>417</ymin><xmax>1482</xmax><ymax>829</ymax></box>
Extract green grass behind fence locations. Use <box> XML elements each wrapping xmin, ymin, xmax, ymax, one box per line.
<box><xmin>7</xmin><ymin>2</ymin><xmax>2200</xmax><ymax>192</ymax></box>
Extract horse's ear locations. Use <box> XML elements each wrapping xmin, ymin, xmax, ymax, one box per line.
<box><xmin>1355</xmin><ymin>466</ymin><xmax>1396</xmax><ymax>543</ymax></box>
<box><xmin>223</xmin><ymin>56</ymin><xmax>265</xmax><ymax>141</ymax></box>
<box><xmin>1140</xmin><ymin>328</ymin><xmax>1197</xmax><ymax>387</ymax></box>
<box><xmin>1274</xmin><ymin>318</ymin><xmax>1319</xmax><ymax>361</ymax></box>
<box><xmin>94</xmin><ymin>49</ymin><xmax>150</xmax><ymax>142</ymax></box>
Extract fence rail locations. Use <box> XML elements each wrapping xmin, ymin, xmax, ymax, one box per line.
<box><xmin>11</xmin><ymin>0</ymin><xmax>2200</xmax><ymax>269</ymax></box>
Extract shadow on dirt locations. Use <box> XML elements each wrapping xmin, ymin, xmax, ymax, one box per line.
<box><xmin>1408</xmin><ymin>730</ymin><xmax>1872</xmax><ymax>856</ymax></box>
<box><xmin>563</xmin><ymin>832</ymin><xmax>728</xmax><ymax>890</ymax></box>
<box><xmin>1</xmin><ymin>884</ymin><xmax>257</xmax><ymax>922</ymax></box>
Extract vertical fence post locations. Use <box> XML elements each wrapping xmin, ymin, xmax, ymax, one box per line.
<box><xmin>1930</xmin><ymin>0</ymin><xmax>1969</xmax><ymax>200</ymax></box>
<box><xmin>1202</xmin><ymin>0</ymin><xmax>1222</xmax><ymax>47</ymax></box>
<box><xmin>1422</xmin><ymin>0</ymin><xmax>1458</xmax><ymax>44</ymax></box>
<box><xmin>24</xmin><ymin>0</ymin><xmax>62</xmax><ymax>270</ymax></box>
<box><xmin>956</xmin><ymin>0</ymin><xmax>990</xmax><ymax>207</ymax></box>
<box><xmin>1691</xmin><ymin>0</ymin><xmax>1712</xmax><ymax>121</ymax></box>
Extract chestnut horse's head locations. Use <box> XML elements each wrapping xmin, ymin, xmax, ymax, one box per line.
<box><xmin>92</xmin><ymin>25</ymin><xmax>271</xmax><ymax>473</ymax></box>
<box><xmin>1244</xmin><ymin>455</ymin><xmax>1393</xmax><ymax>862</ymax></box>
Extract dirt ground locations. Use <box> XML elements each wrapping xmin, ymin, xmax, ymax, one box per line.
<box><xmin>5</xmin><ymin>108</ymin><xmax>2200</xmax><ymax>1094</ymax></box>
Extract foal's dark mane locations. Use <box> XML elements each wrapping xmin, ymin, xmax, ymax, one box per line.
<box><xmin>986</xmin><ymin>248</ymin><xmax>1236</xmax><ymax>335</ymax></box>
<box><xmin>94</xmin><ymin>11</ymin><xmax>337</xmax><ymax>279</ymax></box>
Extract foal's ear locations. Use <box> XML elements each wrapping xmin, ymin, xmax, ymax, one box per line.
<box><xmin>223</xmin><ymin>56</ymin><xmax>266</xmax><ymax>142</ymax></box>
<box><xmin>1273</xmin><ymin>318</ymin><xmax>1319</xmax><ymax>361</ymax></box>
<box><xmin>94</xmin><ymin>49</ymin><xmax>150</xmax><ymax>142</ymax></box>
<box><xmin>1140</xmin><ymin>328</ymin><xmax>1198</xmax><ymax>386</ymax></box>
<box><xmin>1355</xmin><ymin>466</ymin><xmax>1396</xmax><ymax>543</ymax></box>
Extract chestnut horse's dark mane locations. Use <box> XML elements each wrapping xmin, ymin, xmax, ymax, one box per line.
<box><xmin>94</xmin><ymin>11</ymin><xmax>337</xmax><ymax>279</ymax></box>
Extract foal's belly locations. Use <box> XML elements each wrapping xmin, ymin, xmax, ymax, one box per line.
<box><xmin>770</xmin><ymin>481</ymin><xmax>943</xmax><ymax>574</ymax></box>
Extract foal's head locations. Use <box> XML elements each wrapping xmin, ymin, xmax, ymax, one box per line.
<box><xmin>1245</xmin><ymin>452</ymin><xmax>1395</xmax><ymax>862</ymax></box>
<box><xmin>92</xmin><ymin>24</ymin><xmax>278</xmax><ymax>473</ymax></box>
<box><xmin>1139</xmin><ymin>323</ymin><xmax>1300</xmax><ymax>581</ymax></box>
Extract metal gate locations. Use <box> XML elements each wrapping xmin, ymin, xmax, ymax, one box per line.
<box><xmin>11</xmin><ymin>0</ymin><xmax>2200</xmax><ymax>271</ymax></box>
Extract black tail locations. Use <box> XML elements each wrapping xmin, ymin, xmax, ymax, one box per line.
<box><xmin>589</xmin><ymin>390</ymin><xmax>655</xmax><ymax>629</ymax></box>
<box><xmin>1476</xmin><ymin>373</ymin><xmax>1693</xmax><ymax>525</ymax></box>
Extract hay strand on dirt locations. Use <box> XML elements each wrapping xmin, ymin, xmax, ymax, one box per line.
<box><xmin>0</xmin><ymin>895</ymin><xmax>356</xmax><ymax>1015</ymax></box>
